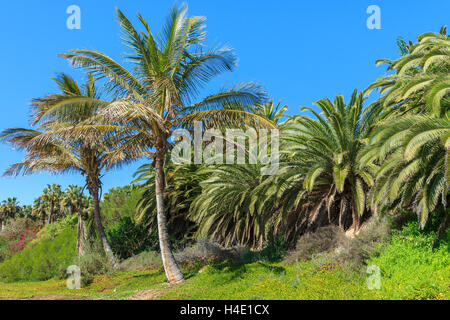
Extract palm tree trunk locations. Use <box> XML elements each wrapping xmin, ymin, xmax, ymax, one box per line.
<box><xmin>47</xmin><ymin>202</ymin><xmax>53</xmax><ymax>225</ymax></box>
<box><xmin>432</xmin><ymin>214</ymin><xmax>449</xmax><ymax>250</ymax></box>
<box><xmin>90</xmin><ymin>183</ymin><xmax>115</xmax><ymax>263</ymax></box>
<box><xmin>155</xmin><ymin>154</ymin><xmax>184</xmax><ymax>284</ymax></box>
<box><xmin>77</xmin><ymin>211</ymin><xmax>87</xmax><ymax>257</ymax></box>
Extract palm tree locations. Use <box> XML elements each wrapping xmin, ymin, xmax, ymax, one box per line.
<box><xmin>56</xmin><ymin>5</ymin><xmax>272</xmax><ymax>284</ymax></box>
<box><xmin>364</xmin><ymin>27</ymin><xmax>449</xmax><ymax>247</ymax></box>
<box><xmin>41</xmin><ymin>184</ymin><xmax>62</xmax><ymax>224</ymax></box>
<box><xmin>32</xmin><ymin>197</ymin><xmax>47</xmax><ymax>228</ymax></box>
<box><xmin>272</xmin><ymin>90</ymin><xmax>380</xmax><ymax>233</ymax></box>
<box><xmin>63</xmin><ymin>185</ymin><xmax>88</xmax><ymax>256</ymax></box>
<box><xmin>250</xmin><ymin>101</ymin><xmax>288</xmax><ymax>124</ymax></box>
<box><xmin>20</xmin><ymin>205</ymin><xmax>33</xmax><ymax>219</ymax></box>
<box><xmin>0</xmin><ymin>74</ymin><xmax>127</xmax><ymax>262</ymax></box>
<box><xmin>189</xmin><ymin>164</ymin><xmax>270</xmax><ymax>248</ymax></box>
<box><xmin>366</xmin><ymin>115</ymin><xmax>449</xmax><ymax>246</ymax></box>
<box><xmin>0</xmin><ymin>198</ymin><xmax>20</xmax><ymax>231</ymax></box>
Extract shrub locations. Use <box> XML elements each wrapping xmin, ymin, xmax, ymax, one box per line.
<box><xmin>240</xmin><ymin>236</ymin><xmax>288</xmax><ymax>263</ymax></box>
<box><xmin>72</xmin><ymin>242</ymin><xmax>116</xmax><ymax>287</ymax></box>
<box><xmin>0</xmin><ymin>218</ymin><xmax>38</xmax><ymax>262</ymax></box>
<box><xmin>335</xmin><ymin>216</ymin><xmax>391</xmax><ymax>269</ymax></box>
<box><xmin>101</xmin><ymin>185</ymin><xmax>141</xmax><ymax>226</ymax></box>
<box><xmin>0</xmin><ymin>227</ymin><xmax>76</xmax><ymax>282</ymax></box>
<box><xmin>286</xmin><ymin>225</ymin><xmax>347</xmax><ymax>264</ymax></box>
<box><xmin>33</xmin><ymin>215</ymin><xmax>77</xmax><ymax>242</ymax></box>
<box><xmin>118</xmin><ymin>250</ymin><xmax>163</xmax><ymax>271</ymax></box>
<box><xmin>106</xmin><ymin>216</ymin><xmax>157</xmax><ymax>260</ymax></box>
<box><xmin>175</xmin><ymin>240</ymin><xmax>236</xmax><ymax>266</ymax></box>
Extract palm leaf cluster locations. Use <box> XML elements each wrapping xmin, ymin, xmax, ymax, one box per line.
<box><xmin>367</xmin><ymin>26</ymin><xmax>449</xmax><ymax>118</ymax></box>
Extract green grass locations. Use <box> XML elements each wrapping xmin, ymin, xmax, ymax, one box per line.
<box><xmin>0</xmin><ymin>220</ymin><xmax>448</xmax><ymax>300</ymax></box>
<box><xmin>367</xmin><ymin>221</ymin><xmax>450</xmax><ymax>300</ymax></box>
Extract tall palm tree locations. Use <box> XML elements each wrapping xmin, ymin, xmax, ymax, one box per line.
<box><xmin>41</xmin><ymin>184</ymin><xmax>62</xmax><ymax>224</ymax></box>
<box><xmin>0</xmin><ymin>74</ymin><xmax>127</xmax><ymax>262</ymax></box>
<box><xmin>55</xmin><ymin>6</ymin><xmax>272</xmax><ymax>283</ymax></box>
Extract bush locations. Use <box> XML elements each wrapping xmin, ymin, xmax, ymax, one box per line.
<box><xmin>106</xmin><ymin>216</ymin><xmax>157</xmax><ymax>260</ymax></box>
<box><xmin>72</xmin><ymin>242</ymin><xmax>116</xmax><ymax>287</ymax></box>
<box><xmin>287</xmin><ymin>225</ymin><xmax>347</xmax><ymax>264</ymax></box>
<box><xmin>175</xmin><ymin>240</ymin><xmax>236</xmax><ymax>266</ymax></box>
<box><xmin>101</xmin><ymin>185</ymin><xmax>141</xmax><ymax>226</ymax></box>
<box><xmin>118</xmin><ymin>250</ymin><xmax>163</xmax><ymax>271</ymax></box>
<box><xmin>335</xmin><ymin>217</ymin><xmax>391</xmax><ymax>269</ymax></box>
<box><xmin>33</xmin><ymin>215</ymin><xmax>77</xmax><ymax>242</ymax></box>
<box><xmin>0</xmin><ymin>227</ymin><xmax>76</xmax><ymax>282</ymax></box>
<box><xmin>239</xmin><ymin>236</ymin><xmax>288</xmax><ymax>263</ymax></box>
<box><xmin>0</xmin><ymin>218</ymin><xmax>38</xmax><ymax>263</ymax></box>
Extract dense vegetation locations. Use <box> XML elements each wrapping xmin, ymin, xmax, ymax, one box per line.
<box><xmin>0</xmin><ymin>5</ymin><xmax>448</xmax><ymax>300</ymax></box>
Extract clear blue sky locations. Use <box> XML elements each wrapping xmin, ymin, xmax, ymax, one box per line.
<box><xmin>0</xmin><ymin>0</ymin><xmax>448</xmax><ymax>205</ymax></box>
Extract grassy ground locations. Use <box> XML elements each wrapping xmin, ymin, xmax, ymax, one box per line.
<box><xmin>0</xmin><ymin>262</ymin><xmax>380</xmax><ymax>300</ymax></box>
<box><xmin>2</xmin><ymin>257</ymin><xmax>447</xmax><ymax>300</ymax></box>
<box><xmin>0</xmin><ymin>219</ymin><xmax>448</xmax><ymax>300</ymax></box>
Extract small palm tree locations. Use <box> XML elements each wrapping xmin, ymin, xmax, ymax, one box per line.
<box><xmin>0</xmin><ymin>198</ymin><xmax>20</xmax><ymax>231</ymax></box>
<box><xmin>55</xmin><ymin>5</ymin><xmax>273</xmax><ymax>284</ymax></box>
<box><xmin>32</xmin><ymin>197</ymin><xmax>47</xmax><ymax>228</ymax></box>
<box><xmin>189</xmin><ymin>164</ymin><xmax>269</xmax><ymax>248</ymax></box>
<box><xmin>273</xmin><ymin>90</ymin><xmax>380</xmax><ymax>233</ymax></box>
<box><xmin>63</xmin><ymin>185</ymin><xmax>88</xmax><ymax>256</ymax></box>
<box><xmin>41</xmin><ymin>184</ymin><xmax>63</xmax><ymax>224</ymax></box>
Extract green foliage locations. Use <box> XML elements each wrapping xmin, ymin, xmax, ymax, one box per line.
<box><xmin>34</xmin><ymin>214</ymin><xmax>77</xmax><ymax>242</ymax></box>
<box><xmin>0</xmin><ymin>227</ymin><xmax>76</xmax><ymax>282</ymax></box>
<box><xmin>73</xmin><ymin>242</ymin><xmax>116</xmax><ymax>287</ymax></box>
<box><xmin>134</xmin><ymin>163</ymin><xmax>200</xmax><ymax>244</ymax></box>
<box><xmin>368</xmin><ymin>220</ymin><xmax>450</xmax><ymax>299</ymax></box>
<box><xmin>101</xmin><ymin>185</ymin><xmax>141</xmax><ymax>226</ymax></box>
<box><xmin>106</xmin><ymin>216</ymin><xmax>157</xmax><ymax>260</ymax></box>
<box><xmin>118</xmin><ymin>250</ymin><xmax>163</xmax><ymax>272</ymax></box>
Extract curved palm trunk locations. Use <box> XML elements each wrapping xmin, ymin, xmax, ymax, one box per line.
<box><xmin>155</xmin><ymin>155</ymin><xmax>184</xmax><ymax>284</ymax></box>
